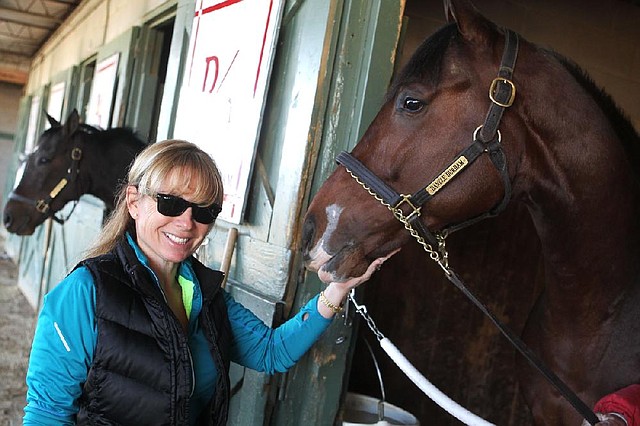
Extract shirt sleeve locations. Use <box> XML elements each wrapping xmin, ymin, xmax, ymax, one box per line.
<box><xmin>23</xmin><ymin>267</ymin><xmax>97</xmax><ymax>425</ymax></box>
<box><xmin>225</xmin><ymin>292</ymin><xmax>332</xmax><ymax>374</ymax></box>
<box><xmin>594</xmin><ymin>384</ymin><xmax>640</xmax><ymax>426</ymax></box>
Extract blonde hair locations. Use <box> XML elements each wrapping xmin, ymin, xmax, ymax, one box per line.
<box><xmin>85</xmin><ymin>139</ymin><xmax>224</xmax><ymax>258</ymax></box>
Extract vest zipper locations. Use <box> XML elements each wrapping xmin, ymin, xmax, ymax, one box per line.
<box><xmin>154</xmin><ymin>277</ymin><xmax>197</xmax><ymax>398</ymax></box>
<box><xmin>187</xmin><ymin>346</ymin><xmax>196</xmax><ymax>397</ymax></box>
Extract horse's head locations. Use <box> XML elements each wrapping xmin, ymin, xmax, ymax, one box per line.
<box><xmin>3</xmin><ymin>109</ymin><xmax>87</xmax><ymax>235</ymax></box>
<box><xmin>302</xmin><ymin>0</ymin><xmax>527</xmax><ymax>282</ymax></box>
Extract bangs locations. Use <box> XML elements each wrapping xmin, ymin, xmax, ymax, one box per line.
<box><xmin>135</xmin><ymin>143</ymin><xmax>224</xmax><ymax>207</ymax></box>
<box><xmin>164</xmin><ymin>165</ymin><xmax>220</xmax><ymax>206</ymax></box>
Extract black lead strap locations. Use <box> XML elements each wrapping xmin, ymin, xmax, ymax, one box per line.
<box><xmin>336</xmin><ymin>28</ymin><xmax>599</xmax><ymax>426</ymax></box>
<box><xmin>441</xmin><ymin>267</ymin><xmax>600</xmax><ymax>426</ymax></box>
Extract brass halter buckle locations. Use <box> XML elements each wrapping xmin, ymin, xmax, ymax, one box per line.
<box><xmin>489</xmin><ymin>77</ymin><xmax>516</xmax><ymax>108</ymax></box>
<box><xmin>35</xmin><ymin>200</ymin><xmax>50</xmax><ymax>214</ymax></box>
<box><xmin>392</xmin><ymin>194</ymin><xmax>422</xmax><ymax>222</ymax></box>
<box><xmin>71</xmin><ymin>147</ymin><xmax>82</xmax><ymax>161</ymax></box>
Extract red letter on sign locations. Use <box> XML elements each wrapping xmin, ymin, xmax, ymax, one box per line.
<box><xmin>203</xmin><ymin>56</ymin><xmax>219</xmax><ymax>93</ymax></box>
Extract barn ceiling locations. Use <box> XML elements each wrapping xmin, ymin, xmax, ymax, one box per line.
<box><xmin>0</xmin><ymin>0</ymin><xmax>82</xmax><ymax>86</ymax></box>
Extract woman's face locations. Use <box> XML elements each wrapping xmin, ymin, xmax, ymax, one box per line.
<box><xmin>126</xmin><ymin>170</ymin><xmax>212</xmax><ymax>273</ymax></box>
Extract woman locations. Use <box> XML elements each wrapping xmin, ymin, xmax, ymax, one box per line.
<box><xmin>23</xmin><ymin>140</ymin><xmax>393</xmax><ymax>425</ymax></box>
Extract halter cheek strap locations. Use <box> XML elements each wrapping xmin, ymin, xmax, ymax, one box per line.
<box><xmin>479</xmin><ymin>29</ymin><xmax>519</xmax><ymax>142</ymax></box>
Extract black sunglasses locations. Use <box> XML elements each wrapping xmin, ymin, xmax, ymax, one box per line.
<box><xmin>155</xmin><ymin>193</ymin><xmax>222</xmax><ymax>224</ymax></box>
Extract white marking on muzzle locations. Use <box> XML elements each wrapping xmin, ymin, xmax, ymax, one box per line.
<box><xmin>307</xmin><ymin>204</ymin><xmax>343</xmax><ymax>271</ymax></box>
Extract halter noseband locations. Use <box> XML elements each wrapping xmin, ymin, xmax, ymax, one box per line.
<box><xmin>8</xmin><ymin>126</ymin><xmax>92</xmax><ymax>224</ymax></box>
<box><xmin>337</xmin><ymin>29</ymin><xmax>518</xmax><ymax>253</ymax></box>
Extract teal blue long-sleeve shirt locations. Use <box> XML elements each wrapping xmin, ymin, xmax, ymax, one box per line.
<box><xmin>24</xmin><ymin>237</ymin><xmax>332</xmax><ymax>425</ymax></box>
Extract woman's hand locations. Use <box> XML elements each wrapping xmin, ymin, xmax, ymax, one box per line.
<box><xmin>317</xmin><ymin>250</ymin><xmax>399</xmax><ymax>319</ymax></box>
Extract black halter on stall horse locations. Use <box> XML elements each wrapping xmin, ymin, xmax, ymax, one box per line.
<box><xmin>302</xmin><ymin>0</ymin><xmax>640</xmax><ymax>424</ymax></box>
<box><xmin>3</xmin><ymin>109</ymin><xmax>147</xmax><ymax>236</ymax></box>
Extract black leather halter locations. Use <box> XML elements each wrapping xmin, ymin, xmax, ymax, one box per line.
<box><xmin>336</xmin><ymin>29</ymin><xmax>600</xmax><ymax>425</ymax></box>
<box><xmin>8</xmin><ymin>126</ymin><xmax>91</xmax><ymax>224</ymax></box>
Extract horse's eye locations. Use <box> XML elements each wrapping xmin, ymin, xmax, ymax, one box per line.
<box><xmin>402</xmin><ymin>97</ymin><xmax>425</xmax><ymax>112</ymax></box>
<box><xmin>37</xmin><ymin>157</ymin><xmax>51</xmax><ymax>165</ymax></box>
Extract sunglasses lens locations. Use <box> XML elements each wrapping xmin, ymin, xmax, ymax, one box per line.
<box><xmin>156</xmin><ymin>194</ymin><xmax>187</xmax><ymax>217</ymax></box>
<box><xmin>155</xmin><ymin>193</ymin><xmax>221</xmax><ymax>224</ymax></box>
<box><xmin>192</xmin><ymin>208</ymin><xmax>216</xmax><ymax>224</ymax></box>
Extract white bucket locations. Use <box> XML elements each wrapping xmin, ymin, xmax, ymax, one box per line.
<box><xmin>342</xmin><ymin>392</ymin><xmax>420</xmax><ymax>426</ymax></box>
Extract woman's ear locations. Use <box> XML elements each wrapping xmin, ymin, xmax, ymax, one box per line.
<box><xmin>126</xmin><ymin>185</ymin><xmax>140</xmax><ymax>219</ymax></box>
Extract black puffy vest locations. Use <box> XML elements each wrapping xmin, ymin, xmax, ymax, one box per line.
<box><xmin>75</xmin><ymin>239</ymin><xmax>231</xmax><ymax>425</ymax></box>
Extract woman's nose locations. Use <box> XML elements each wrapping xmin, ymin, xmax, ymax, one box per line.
<box><xmin>175</xmin><ymin>207</ymin><xmax>196</xmax><ymax>227</ymax></box>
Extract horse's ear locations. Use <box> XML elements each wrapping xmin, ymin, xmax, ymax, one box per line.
<box><xmin>45</xmin><ymin>111</ymin><xmax>61</xmax><ymax>128</ymax></box>
<box><xmin>62</xmin><ymin>109</ymin><xmax>81</xmax><ymax>137</ymax></box>
<box><xmin>444</xmin><ymin>0</ymin><xmax>493</xmax><ymax>45</ymax></box>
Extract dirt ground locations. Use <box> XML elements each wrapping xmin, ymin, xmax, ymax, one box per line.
<box><xmin>0</xmin><ymin>234</ymin><xmax>35</xmax><ymax>426</ymax></box>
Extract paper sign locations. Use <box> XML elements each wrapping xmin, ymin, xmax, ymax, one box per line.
<box><xmin>173</xmin><ymin>0</ymin><xmax>284</xmax><ymax>223</ymax></box>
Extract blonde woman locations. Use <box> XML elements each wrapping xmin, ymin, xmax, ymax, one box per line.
<box><xmin>24</xmin><ymin>140</ymin><xmax>392</xmax><ymax>425</ymax></box>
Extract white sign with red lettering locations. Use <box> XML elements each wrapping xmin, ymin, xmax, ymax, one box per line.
<box><xmin>86</xmin><ymin>53</ymin><xmax>120</xmax><ymax>129</ymax></box>
<box><xmin>173</xmin><ymin>0</ymin><xmax>284</xmax><ymax>224</ymax></box>
<box><xmin>25</xmin><ymin>95</ymin><xmax>41</xmax><ymax>154</ymax></box>
<box><xmin>46</xmin><ymin>82</ymin><xmax>66</xmax><ymax>127</ymax></box>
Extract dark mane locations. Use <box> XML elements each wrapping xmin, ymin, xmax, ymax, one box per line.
<box><xmin>81</xmin><ymin>124</ymin><xmax>146</xmax><ymax>148</ymax></box>
<box><xmin>37</xmin><ymin>125</ymin><xmax>62</xmax><ymax>143</ymax></box>
<box><xmin>386</xmin><ymin>24</ymin><xmax>458</xmax><ymax>102</ymax></box>
<box><xmin>550</xmin><ymin>50</ymin><xmax>640</xmax><ymax>176</ymax></box>
<box><xmin>38</xmin><ymin>124</ymin><xmax>145</xmax><ymax>148</ymax></box>
<box><xmin>96</xmin><ymin>126</ymin><xmax>143</xmax><ymax>143</ymax></box>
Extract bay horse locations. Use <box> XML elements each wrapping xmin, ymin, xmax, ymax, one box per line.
<box><xmin>301</xmin><ymin>0</ymin><xmax>640</xmax><ymax>424</ymax></box>
<box><xmin>3</xmin><ymin>109</ymin><xmax>147</xmax><ymax>236</ymax></box>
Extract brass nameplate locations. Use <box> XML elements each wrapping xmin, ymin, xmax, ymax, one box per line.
<box><xmin>49</xmin><ymin>178</ymin><xmax>68</xmax><ymax>198</ymax></box>
<box><xmin>425</xmin><ymin>156</ymin><xmax>469</xmax><ymax>195</ymax></box>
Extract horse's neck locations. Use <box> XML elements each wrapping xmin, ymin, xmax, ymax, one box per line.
<box><xmin>81</xmin><ymin>136</ymin><xmax>142</xmax><ymax>208</ymax></box>
<box><xmin>523</xmin><ymin>126</ymin><xmax>640</xmax><ymax>318</ymax></box>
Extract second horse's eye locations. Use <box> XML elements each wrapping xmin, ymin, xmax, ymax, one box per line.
<box><xmin>403</xmin><ymin>97</ymin><xmax>425</xmax><ymax>112</ymax></box>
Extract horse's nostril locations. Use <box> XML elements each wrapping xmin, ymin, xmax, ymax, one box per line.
<box><xmin>301</xmin><ymin>216</ymin><xmax>316</xmax><ymax>255</ymax></box>
<box><xmin>3</xmin><ymin>212</ymin><xmax>11</xmax><ymax>228</ymax></box>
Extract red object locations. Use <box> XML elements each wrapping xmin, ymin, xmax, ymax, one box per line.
<box><xmin>594</xmin><ymin>384</ymin><xmax>640</xmax><ymax>425</ymax></box>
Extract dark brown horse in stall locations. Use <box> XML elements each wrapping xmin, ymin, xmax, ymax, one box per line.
<box><xmin>3</xmin><ymin>109</ymin><xmax>147</xmax><ymax>236</ymax></box>
<box><xmin>302</xmin><ymin>0</ymin><xmax>640</xmax><ymax>424</ymax></box>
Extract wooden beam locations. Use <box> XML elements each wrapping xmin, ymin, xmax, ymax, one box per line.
<box><xmin>0</xmin><ymin>68</ymin><xmax>28</xmax><ymax>85</ymax></box>
<box><xmin>44</xmin><ymin>0</ymin><xmax>81</xmax><ymax>5</ymax></box>
<box><xmin>0</xmin><ymin>34</ymin><xmax>41</xmax><ymax>51</ymax></box>
<box><xmin>0</xmin><ymin>6</ymin><xmax>61</xmax><ymax>30</ymax></box>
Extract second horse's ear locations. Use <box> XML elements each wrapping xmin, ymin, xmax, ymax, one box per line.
<box><xmin>444</xmin><ymin>0</ymin><xmax>494</xmax><ymax>47</ymax></box>
<box><xmin>63</xmin><ymin>109</ymin><xmax>80</xmax><ymax>137</ymax></box>
<box><xmin>45</xmin><ymin>111</ymin><xmax>61</xmax><ymax>128</ymax></box>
